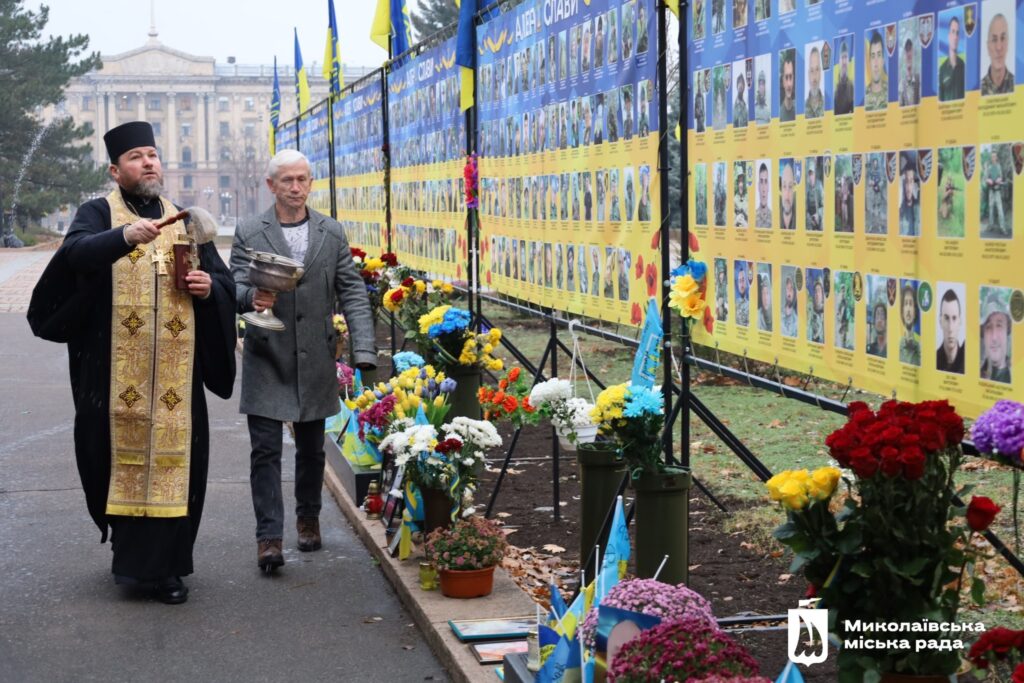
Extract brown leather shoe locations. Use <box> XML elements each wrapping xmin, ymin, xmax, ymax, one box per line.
<box><xmin>257</xmin><ymin>538</ymin><xmax>284</xmax><ymax>573</ymax></box>
<box><xmin>296</xmin><ymin>516</ymin><xmax>322</xmax><ymax>552</ymax></box>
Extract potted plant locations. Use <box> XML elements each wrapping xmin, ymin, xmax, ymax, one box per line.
<box><xmin>417</xmin><ymin>304</ymin><xmax>504</xmax><ymax>419</ymax></box>
<box><xmin>971</xmin><ymin>399</ymin><xmax>1023</xmax><ymax>553</ymax></box>
<box><xmin>577</xmin><ymin>578</ymin><xmax>717</xmax><ymax>651</ymax></box>
<box><xmin>425</xmin><ymin>515</ymin><xmax>508</xmax><ymax>598</ymax></box>
<box><xmin>768</xmin><ymin>399</ymin><xmax>1002</xmax><ymax>682</ymax></box>
<box><xmin>529</xmin><ymin>377</ymin><xmax>598</xmax><ymax>449</ymax></box>
<box><xmin>606</xmin><ymin>618</ymin><xmax>764</xmax><ymax>683</ymax></box>
<box><xmin>591</xmin><ymin>383</ymin><xmax>688</xmax><ymax>583</ymax></box>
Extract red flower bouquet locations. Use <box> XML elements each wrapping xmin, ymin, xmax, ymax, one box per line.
<box><xmin>769</xmin><ymin>400</ymin><xmax>1001</xmax><ymax>680</ymax></box>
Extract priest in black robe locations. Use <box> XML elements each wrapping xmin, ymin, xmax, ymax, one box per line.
<box><xmin>29</xmin><ymin>121</ymin><xmax>236</xmax><ymax>604</ymax></box>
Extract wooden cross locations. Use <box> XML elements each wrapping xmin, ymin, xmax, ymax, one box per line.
<box><xmin>151</xmin><ymin>245</ymin><xmax>172</xmax><ymax>275</ymax></box>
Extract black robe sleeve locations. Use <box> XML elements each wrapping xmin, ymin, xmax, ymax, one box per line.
<box><xmin>193</xmin><ymin>241</ymin><xmax>237</xmax><ymax>399</ymax></box>
<box><xmin>62</xmin><ymin>199</ymin><xmax>136</xmax><ymax>273</ymax></box>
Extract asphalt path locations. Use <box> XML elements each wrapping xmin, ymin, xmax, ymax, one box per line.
<box><xmin>0</xmin><ymin>257</ymin><xmax>449</xmax><ymax>682</ymax></box>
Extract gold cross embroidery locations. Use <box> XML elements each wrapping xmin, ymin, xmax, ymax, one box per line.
<box><xmin>164</xmin><ymin>316</ymin><xmax>187</xmax><ymax>338</ymax></box>
<box><xmin>151</xmin><ymin>245</ymin><xmax>172</xmax><ymax>275</ymax></box>
<box><xmin>121</xmin><ymin>311</ymin><xmax>145</xmax><ymax>336</ymax></box>
<box><xmin>119</xmin><ymin>385</ymin><xmax>143</xmax><ymax>408</ymax></box>
<box><xmin>160</xmin><ymin>388</ymin><xmax>183</xmax><ymax>412</ymax></box>
<box><xmin>127</xmin><ymin>246</ymin><xmax>146</xmax><ymax>264</ymax></box>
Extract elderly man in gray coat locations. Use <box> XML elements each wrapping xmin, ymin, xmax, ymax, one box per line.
<box><xmin>231</xmin><ymin>149</ymin><xmax>376</xmax><ymax>572</ymax></box>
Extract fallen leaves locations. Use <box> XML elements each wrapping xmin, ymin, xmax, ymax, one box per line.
<box><xmin>542</xmin><ymin>544</ymin><xmax>566</xmax><ymax>553</ymax></box>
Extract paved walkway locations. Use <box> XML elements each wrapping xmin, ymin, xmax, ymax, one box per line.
<box><xmin>0</xmin><ymin>304</ymin><xmax>449</xmax><ymax>681</ymax></box>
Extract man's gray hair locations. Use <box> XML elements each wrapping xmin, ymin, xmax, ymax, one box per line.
<box><xmin>267</xmin><ymin>149</ymin><xmax>311</xmax><ymax>180</ymax></box>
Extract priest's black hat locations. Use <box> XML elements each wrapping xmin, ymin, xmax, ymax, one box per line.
<box><xmin>104</xmin><ymin>121</ymin><xmax>156</xmax><ymax>162</ymax></box>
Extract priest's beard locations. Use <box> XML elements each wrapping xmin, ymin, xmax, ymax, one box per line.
<box><xmin>132</xmin><ymin>177</ymin><xmax>164</xmax><ymax>200</ymax></box>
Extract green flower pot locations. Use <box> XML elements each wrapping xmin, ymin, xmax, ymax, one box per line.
<box><xmin>632</xmin><ymin>468</ymin><xmax>691</xmax><ymax>585</ymax></box>
<box><xmin>577</xmin><ymin>441</ymin><xmax>626</xmax><ymax>567</ymax></box>
<box><xmin>445</xmin><ymin>365</ymin><xmax>482</xmax><ymax>420</ymax></box>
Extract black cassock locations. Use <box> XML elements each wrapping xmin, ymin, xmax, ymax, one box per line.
<box><xmin>59</xmin><ymin>189</ymin><xmax>236</xmax><ymax>580</ymax></box>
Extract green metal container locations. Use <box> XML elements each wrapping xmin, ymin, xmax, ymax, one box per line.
<box><xmin>445</xmin><ymin>365</ymin><xmax>482</xmax><ymax>420</ymax></box>
<box><xmin>632</xmin><ymin>467</ymin><xmax>692</xmax><ymax>585</ymax></box>
<box><xmin>577</xmin><ymin>441</ymin><xmax>626</xmax><ymax>567</ymax></box>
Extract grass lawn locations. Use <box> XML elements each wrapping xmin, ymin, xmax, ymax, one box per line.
<box><xmin>480</xmin><ymin>298</ymin><xmax>1024</xmax><ymax>630</ymax></box>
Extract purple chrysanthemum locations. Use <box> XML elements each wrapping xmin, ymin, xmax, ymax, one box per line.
<box><xmin>972</xmin><ymin>400</ymin><xmax>1024</xmax><ymax>463</ymax></box>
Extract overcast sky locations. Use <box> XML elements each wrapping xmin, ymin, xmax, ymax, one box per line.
<box><xmin>27</xmin><ymin>0</ymin><xmax>425</xmax><ymax>70</ymax></box>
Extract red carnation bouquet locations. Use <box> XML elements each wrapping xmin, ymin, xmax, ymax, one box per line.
<box><xmin>770</xmin><ymin>400</ymin><xmax>1002</xmax><ymax>680</ymax></box>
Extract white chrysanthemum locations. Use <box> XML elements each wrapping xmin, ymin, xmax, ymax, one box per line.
<box><xmin>529</xmin><ymin>378</ymin><xmax>573</xmax><ymax>406</ymax></box>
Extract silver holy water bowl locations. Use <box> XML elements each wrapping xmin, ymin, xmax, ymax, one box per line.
<box><xmin>241</xmin><ymin>249</ymin><xmax>305</xmax><ymax>331</ymax></box>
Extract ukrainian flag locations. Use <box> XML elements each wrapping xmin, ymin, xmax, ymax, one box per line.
<box><xmin>665</xmin><ymin>0</ymin><xmax>679</xmax><ymax>16</ymax></box>
<box><xmin>268</xmin><ymin>56</ymin><xmax>281</xmax><ymax>156</ymax></box>
<box><xmin>294</xmin><ymin>28</ymin><xmax>311</xmax><ymax>113</ymax></box>
<box><xmin>322</xmin><ymin>0</ymin><xmax>343</xmax><ymax>96</ymax></box>
<box><xmin>455</xmin><ymin>0</ymin><xmax>479</xmax><ymax>111</ymax></box>
<box><xmin>370</xmin><ymin>0</ymin><xmax>413</xmax><ymax>57</ymax></box>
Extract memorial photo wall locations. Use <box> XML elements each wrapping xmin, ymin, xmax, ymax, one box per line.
<box><xmin>388</xmin><ymin>36</ymin><xmax>468</xmax><ymax>279</ymax></box>
<box><xmin>275</xmin><ymin>118</ymin><xmax>298</xmax><ymax>154</ymax></box>
<box><xmin>333</xmin><ymin>72</ymin><xmax>387</xmax><ymax>253</ymax></box>
<box><xmin>476</xmin><ymin>0</ymin><xmax>663</xmax><ymax>326</ymax></box>
<box><xmin>298</xmin><ymin>101</ymin><xmax>332</xmax><ymax>216</ymax></box>
<box><xmin>688</xmin><ymin>0</ymin><xmax>1023</xmax><ymax>417</ymax></box>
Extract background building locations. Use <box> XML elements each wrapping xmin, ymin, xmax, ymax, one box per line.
<box><xmin>43</xmin><ymin>23</ymin><xmax>371</xmax><ymax>231</ymax></box>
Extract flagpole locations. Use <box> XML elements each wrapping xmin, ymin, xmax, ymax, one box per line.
<box><xmin>652</xmin><ymin>554</ymin><xmax>670</xmax><ymax>581</ymax></box>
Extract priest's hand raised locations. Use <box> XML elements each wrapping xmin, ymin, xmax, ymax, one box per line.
<box><xmin>124</xmin><ymin>219</ymin><xmax>161</xmax><ymax>245</ymax></box>
<box><xmin>185</xmin><ymin>270</ymin><xmax>213</xmax><ymax>300</ymax></box>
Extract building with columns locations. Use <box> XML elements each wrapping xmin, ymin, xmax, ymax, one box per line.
<box><xmin>45</xmin><ymin>20</ymin><xmax>371</xmax><ymax>229</ymax></box>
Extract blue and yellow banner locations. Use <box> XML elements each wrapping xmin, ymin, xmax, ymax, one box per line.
<box><xmin>388</xmin><ymin>36</ymin><xmax>467</xmax><ymax>280</ymax></box>
<box><xmin>275</xmin><ymin>117</ymin><xmax>299</xmax><ymax>154</ymax></box>
<box><xmin>687</xmin><ymin>0</ymin><xmax>1023</xmax><ymax>417</ymax></box>
<box><xmin>323</xmin><ymin>0</ymin><xmax>343</xmax><ymax>95</ymax></box>
<box><xmin>476</xmin><ymin>0</ymin><xmax>662</xmax><ymax>327</ymax></box>
<box><xmin>333</xmin><ymin>72</ymin><xmax>387</xmax><ymax>253</ymax></box>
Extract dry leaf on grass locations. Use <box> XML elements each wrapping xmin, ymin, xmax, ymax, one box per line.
<box><xmin>496</xmin><ymin>512</ymin><xmax>512</xmax><ymax>518</ymax></box>
<box><xmin>543</xmin><ymin>544</ymin><xmax>566</xmax><ymax>553</ymax></box>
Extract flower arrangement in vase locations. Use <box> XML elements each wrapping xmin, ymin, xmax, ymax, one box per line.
<box><xmin>417</xmin><ymin>304</ymin><xmax>504</xmax><ymax>372</ymax></box>
<box><xmin>382</xmin><ymin>278</ymin><xmax>456</xmax><ymax>359</ymax></box>
<box><xmin>591</xmin><ymin>383</ymin><xmax>666</xmax><ymax>477</ymax></box>
<box><xmin>378</xmin><ymin>416</ymin><xmax>502</xmax><ymax>512</ymax></box>
<box><xmin>345</xmin><ymin>365</ymin><xmax>455</xmax><ymax>451</ymax></box>
<box><xmin>769</xmin><ymin>399</ymin><xmax>1003</xmax><ymax>681</ymax></box>
<box><xmin>349</xmin><ymin>249</ymin><xmax>398</xmax><ymax>318</ymax></box>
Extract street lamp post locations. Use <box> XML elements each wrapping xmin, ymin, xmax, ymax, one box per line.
<box><xmin>220</xmin><ymin>191</ymin><xmax>232</xmax><ymax>222</ymax></box>
<box><xmin>203</xmin><ymin>186</ymin><xmax>213</xmax><ymax>211</ymax></box>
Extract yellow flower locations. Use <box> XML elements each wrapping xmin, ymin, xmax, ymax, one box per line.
<box><xmin>766</xmin><ymin>472</ymin><xmax>788</xmax><ymax>501</ymax></box>
<box><xmin>677</xmin><ymin>293</ymin><xmax>707</xmax><ymax>319</ymax></box>
<box><xmin>424</xmin><ymin>365</ymin><xmax>437</xmax><ymax>379</ymax></box>
<box><xmin>673</xmin><ymin>274</ymin><xmax>699</xmax><ymax>298</ymax></box>
<box><xmin>364</xmin><ymin>257</ymin><xmax>384</xmax><ymax>271</ymax></box>
<box><xmin>431</xmin><ymin>279</ymin><xmax>443</xmax><ymax>289</ymax></box>
<box><xmin>487</xmin><ymin>358</ymin><xmax>504</xmax><ymax>371</ymax></box>
<box><xmin>441</xmin><ymin>283</ymin><xmax>454</xmax><ymax>294</ymax></box>
<box><xmin>383</xmin><ymin>287</ymin><xmax>406</xmax><ymax>312</ymax></box>
<box><xmin>418</xmin><ymin>305</ymin><xmax>450</xmax><ymax>334</ymax></box>
<box><xmin>810</xmin><ymin>467</ymin><xmax>841</xmax><ymax>500</ymax></box>
<box><xmin>778</xmin><ymin>478</ymin><xmax>809</xmax><ymax>511</ymax></box>
<box><xmin>488</xmin><ymin>328</ymin><xmax>502</xmax><ymax>344</ymax></box>
<box><xmin>433</xmin><ymin>396</ymin><xmax>446</xmax><ymax>407</ymax></box>
<box><xmin>414</xmin><ymin>280</ymin><xmax>427</xmax><ymax>294</ymax></box>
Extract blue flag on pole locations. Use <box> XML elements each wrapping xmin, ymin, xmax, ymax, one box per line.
<box><xmin>455</xmin><ymin>0</ymin><xmax>479</xmax><ymax>111</ymax></box>
<box><xmin>775</xmin><ymin>662</ymin><xmax>806</xmax><ymax>683</ymax></box>
<box><xmin>630</xmin><ymin>299</ymin><xmax>662</xmax><ymax>387</ymax></box>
